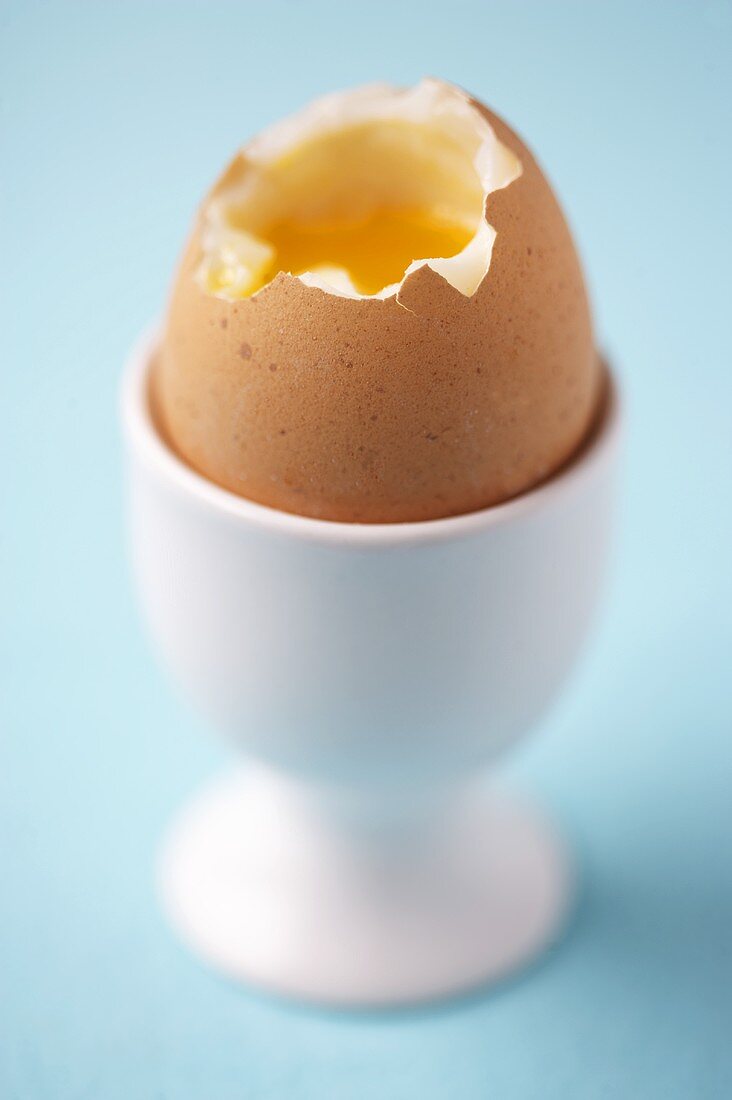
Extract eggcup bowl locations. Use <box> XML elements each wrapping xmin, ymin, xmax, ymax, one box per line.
<box><xmin>122</xmin><ymin>330</ymin><xmax>619</xmax><ymax>1006</ymax></box>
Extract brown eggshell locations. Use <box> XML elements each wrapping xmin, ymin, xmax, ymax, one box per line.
<box><xmin>154</xmin><ymin>92</ymin><xmax>601</xmax><ymax>523</ymax></box>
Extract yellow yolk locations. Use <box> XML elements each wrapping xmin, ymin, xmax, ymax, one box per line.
<box><xmin>197</xmin><ymin>88</ymin><xmax>526</xmax><ymax>301</ymax></box>
<box><xmin>263</xmin><ymin>209</ymin><xmax>472</xmax><ymax>296</ymax></box>
<box><xmin>210</xmin><ymin>209</ymin><xmax>473</xmax><ymax>298</ymax></box>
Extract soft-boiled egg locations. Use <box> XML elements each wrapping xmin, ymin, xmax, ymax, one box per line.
<box><xmin>154</xmin><ymin>78</ymin><xmax>601</xmax><ymax>523</ymax></box>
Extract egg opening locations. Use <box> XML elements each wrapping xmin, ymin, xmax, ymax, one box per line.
<box><xmin>197</xmin><ymin>79</ymin><xmax>522</xmax><ymax>301</ymax></box>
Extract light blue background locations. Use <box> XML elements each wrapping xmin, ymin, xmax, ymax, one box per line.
<box><xmin>2</xmin><ymin>1</ymin><xmax>731</xmax><ymax>1096</ymax></box>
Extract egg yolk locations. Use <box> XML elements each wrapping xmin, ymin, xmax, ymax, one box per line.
<box><xmin>198</xmin><ymin>104</ymin><xmax>524</xmax><ymax>299</ymax></box>
<box><xmin>258</xmin><ymin>210</ymin><xmax>472</xmax><ymax>296</ymax></box>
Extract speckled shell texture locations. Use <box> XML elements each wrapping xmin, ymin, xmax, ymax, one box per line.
<box><xmin>154</xmin><ymin>97</ymin><xmax>601</xmax><ymax>523</ymax></box>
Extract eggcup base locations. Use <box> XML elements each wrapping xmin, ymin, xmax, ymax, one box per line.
<box><xmin>158</xmin><ymin>766</ymin><xmax>572</xmax><ymax>1007</ymax></box>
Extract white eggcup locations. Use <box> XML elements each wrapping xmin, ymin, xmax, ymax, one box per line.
<box><xmin>122</xmin><ymin>330</ymin><xmax>619</xmax><ymax>1006</ymax></box>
